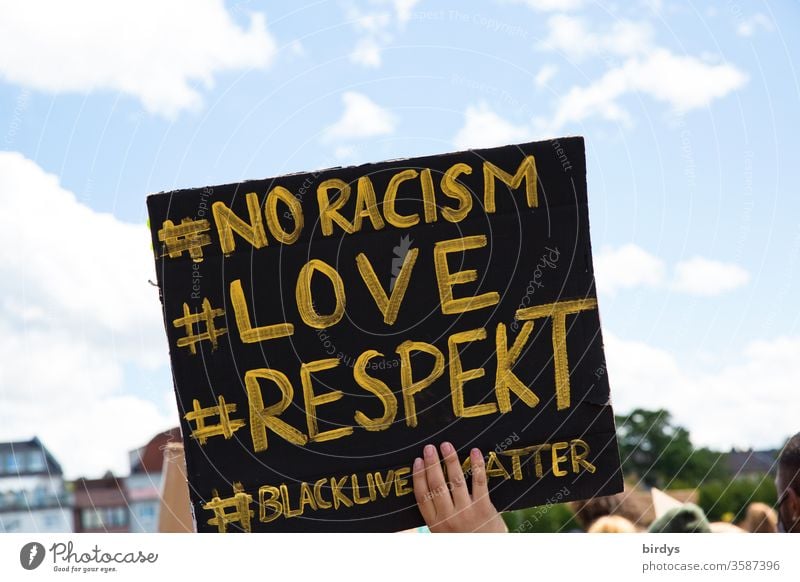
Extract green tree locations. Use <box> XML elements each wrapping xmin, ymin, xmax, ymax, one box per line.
<box><xmin>502</xmin><ymin>503</ymin><xmax>578</xmax><ymax>533</ymax></box>
<box><xmin>699</xmin><ymin>476</ymin><xmax>777</xmax><ymax>522</ymax></box>
<box><xmin>615</xmin><ymin>408</ymin><xmax>725</xmax><ymax>489</ymax></box>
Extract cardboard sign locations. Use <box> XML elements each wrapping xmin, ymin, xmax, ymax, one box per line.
<box><xmin>146</xmin><ymin>136</ymin><xmax>622</xmax><ymax>532</ymax></box>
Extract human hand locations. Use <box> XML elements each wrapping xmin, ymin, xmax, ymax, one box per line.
<box><xmin>412</xmin><ymin>442</ymin><xmax>507</xmax><ymax>533</ymax></box>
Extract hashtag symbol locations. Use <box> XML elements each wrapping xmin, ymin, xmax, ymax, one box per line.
<box><xmin>184</xmin><ymin>396</ymin><xmax>246</xmax><ymax>445</ymax></box>
<box><xmin>158</xmin><ymin>218</ymin><xmax>212</xmax><ymax>262</ymax></box>
<box><xmin>203</xmin><ymin>482</ymin><xmax>254</xmax><ymax>533</ymax></box>
<box><xmin>172</xmin><ymin>298</ymin><xmax>227</xmax><ymax>355</ymax></box>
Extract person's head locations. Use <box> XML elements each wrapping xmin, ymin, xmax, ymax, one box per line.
<box><xmin>647</xmin><ymin>503</ymin><xmax>710</xmax><ymax>533</ymax></box>
<box><xmin>776</xmin><ymin>432</ymin><xmax>800</xmax><ymax>533</ymax></box>
<box><xmin>570</xmin><ymin>495</ymin><xmax>618</xmax><ymax>530</ymax></box>
<box><xmin>740</xmin><ymin>502</ymin><xmax>778</xmax><ymax>534</ymax></box>
<box><xmin>587</xmin><ymin>515</ymin><xmax>637</xmax><ymax>533</ymax></box>
<box><xmin>570</xmin><ymin>491</ymin><xmax>639</xmax><ymax>530</ymax></box>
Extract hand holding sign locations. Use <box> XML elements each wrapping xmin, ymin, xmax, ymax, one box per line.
<box><xmin>413</xmin><ymin>444</ymin><xmax>507</xmax><ymax>533</ymax></box>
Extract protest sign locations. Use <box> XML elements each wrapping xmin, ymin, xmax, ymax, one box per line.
<box><xmin>147</xmin><ymin>136</ymin><xmax>622</xmax><ymax>532</ymax></box>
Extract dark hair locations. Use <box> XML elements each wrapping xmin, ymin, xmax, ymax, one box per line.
<box><xmin>778</xmin><ymin>432</ymin><xmax>800</xmax><ymax>493</ymax></box>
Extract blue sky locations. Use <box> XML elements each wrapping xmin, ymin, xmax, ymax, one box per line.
<box><xmin>0</xmin><ymin>0</ymin><xmax>798</xmax><ymax>477</ymax></box>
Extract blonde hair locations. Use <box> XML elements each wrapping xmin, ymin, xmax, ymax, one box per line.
<box><xmin>740</xmin><ymin>502</ymin><xmax>778</xmax><ymax>533</ymax></box>
<box><xmin>588</xmin><ymin>515</ymin><xmax>637</xmax><ymax>533</ymax></box>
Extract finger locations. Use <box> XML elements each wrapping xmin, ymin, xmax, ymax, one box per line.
<box><xmin>423</xmin><ymin>443</ymin><xmax>453</xmax><ymax>516</ymax></box>
<box><xmin>412</xmin><ymin>456</ymin><xmax>436</xmax><ymax>525</ymax></box>
<box><xmin>470</xmin><ymin>448</ymin><xmax>490</xmax><ymax>505</ymax></box>
<box><xmin>440</xmin><ymin>442</ymin><xmax>470</xmax><ymax>509</ymax></box>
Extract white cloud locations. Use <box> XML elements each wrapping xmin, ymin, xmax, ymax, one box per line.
<box><xmin>536</xmin><ymin>16</ymin><xmax>748</xmax><ymax>133</ymax></box>
<box><xmin>0</xmin><ymin>151</ymin><xmax>176</xmax><ymax>477</ymax></box>
<box><xmin>606</xmin><ymin>333</ymin><xmax>800</xmax><ymax>450</ymax></box>
<box><xmin>736</xmin><ymin>13</ymin><xmax>773</xmax><ymax>37</ymax></box>
<box><xmin>0</xmin><ymin>0</ymin><xmax>277</xmax><ymax>117</ymax></box>
<box><xmin>594</xmin><ymin>244</ymin><xmax>749</xmax><ymax>297</ymax></box>
<box><xmin>351</xmin><ymin>8</ymin><xmax>393</xmax><ymax>32</ymax></box>
<box><xmin>394</xmin><ymin>0</ymin><xmax>421</xmax><ymax>25</ymax></box>
<box><xmin>535</xmin><ymin>64</ymin><xmax>558</xmax><ymax>88</ymax></box>
<box><xmin>452</xmin><ymin>102</ymin><xmax>532</xmax><ymax>150</ymax></box>
<box><xmin>322</xmin><ymin>92</ymin><xmax>397</xmax><ymax>142</ymax></box>
<box><xmin>538</xmin><ymin>15</ymin><xmax>652</xmax><ymax>61</ymax></box>
<box><xmin>672</xmin><ymin>257</ymin><xmax>750</xmax><ymax>296</ymax></box>
<box><xmin>626</xmin><ymin>50</ymin><xmax>747</xmax><ymax>110</ymax></box>
<box><xmin>451</xmin><ymin>40</ymin><xmax>739</xmax><ymax>150</ymax></box>
<box><xmin>542</xmin><ymin>49</ymin><xmax>747</xmax><ymax>133</ymax></box>
<box><xmin>350</xmin><ymin>37</ymin><xmax>383</xmax><ymax>68</ymax></box>
<box><xmin>594</xmin><ymin>244</ymin><xmax>666</xmax><ymax>295</ymax></box>
<box><xmin>346</xmin><ymin>0</ymin><xmax>419</xmax><ymax>67</ymax></box>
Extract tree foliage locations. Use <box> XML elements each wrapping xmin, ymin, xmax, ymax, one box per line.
<box><xmin>506</xmin><ymin>408</ymin><xmax>777</xmax><ymax>532</ymax></box>
<box><xmin>502</xmin><ymin>503</ymin><xmax>578</xmax><ymax>533</ymax></box>
<box><xmin>615</xmin><ymin>408</ymin><xmax>726</xmax><ymax>488</ymax></box>
<box><xmin>699</xmin><ymin>476</ymin><xmax>777</xmax><ymax>522</ymax></box>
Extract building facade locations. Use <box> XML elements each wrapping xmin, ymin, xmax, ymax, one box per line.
<box><xmin>0</xmin><ymin>438</ymin><xmax>73</xmax><ymax>533</ymax></box>
<box><xmin>1</xmin><ymin>429</ymin><xmax>183</xmax><ymax>533</ymax></box>
<box><xmin>73</xmin><ymin>474</ymin><xmax>129</xmax><ymax>533</ymax></box>
<box><xmin>125</xmin><ymin>428</ymin><xmax>181</xmax><ymax>533</ymax></box>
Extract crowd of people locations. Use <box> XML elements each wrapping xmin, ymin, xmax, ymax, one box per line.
<box><xmin>410</xmin><ymin>431</ymin><xmax>800</xmax><ymax>533</ymax></box>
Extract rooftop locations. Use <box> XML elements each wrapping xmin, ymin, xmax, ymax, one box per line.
<box><xmin>73</xmin><ymin>474</ymin><xmax>127</xmax><ymax>508</ymax></box>
<box><xmin>0</xmin><ymin>437</ymin><xmax>63</xmax><ymax>477</ymax></box>
<box><xmin>129</xmin><ymin>428</ymin><xmax>181</xmax><ymax>474</ymax></box>
<box><xmin>724</xmin><ymin>449</ymin><xmax>779</xmax><ymax>477</ymax></box>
